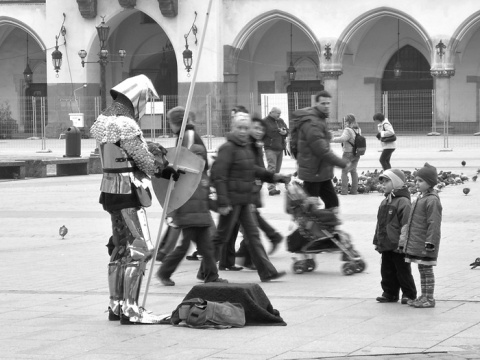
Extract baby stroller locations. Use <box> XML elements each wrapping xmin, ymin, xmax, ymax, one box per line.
<box><xmin>285</xmin><ymin>181</ymin><xmax>366</xmax><ymax>275</ymax></box>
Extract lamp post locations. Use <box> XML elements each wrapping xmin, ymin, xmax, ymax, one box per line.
<box><xmin>78</xmin><ymin>17</ymin><xmax>126</xmax><ymax>111</ymax></box>
<box><xmin>182</xmin><ymin>12</ymin><xmax>197</xmax><ymax>76</ymax></box>
<box><xmin>393</xmin><ymin>19</ymin><xmax>402</xmax><ymax>78</ymax></box>
<box><xmin>23</xmin><ymin>34</ymin><xmax>33</xmax><ymax>86</ymax></box>
<box><xmin>286</xmin><ymin>23</ymin><xmax>296</xmax><ymax>82</ymax></box>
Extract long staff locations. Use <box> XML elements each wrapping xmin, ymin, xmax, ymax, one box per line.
<box><xmin>142</xmin><ymin>0</ymin><xmax>214</xmax><ymax>308</ymax></box>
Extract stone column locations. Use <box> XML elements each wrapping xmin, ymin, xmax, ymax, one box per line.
<box><xmin>320</xmin><ymin>70</ymin><xmax>342</xmax><ymax>124</ymax></box>
<box><xmin>431</xmin><ymin>69</ymin><xmax>455</xmax><ymax>134</ymax></box>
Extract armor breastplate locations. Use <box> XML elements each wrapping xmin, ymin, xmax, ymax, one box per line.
<box><xmin>100</xmin><ymin>143</ymin><xmax>136</xmax><ymax>173</ymax></box>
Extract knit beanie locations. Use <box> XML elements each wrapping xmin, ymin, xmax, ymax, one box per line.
<box><xmin>416</xmin><ymin>162</ymin><xmax>438</xmax><ymax>187</ymax></box>
<box><xmin>167</xmin><ymin>106</ymin><xmax>185</xmax><ymax>125</ymax></box>
<box><xmin>379</xmin><ymin>169</ymin><xmax>405</xmax><ymax>189</ymax></box>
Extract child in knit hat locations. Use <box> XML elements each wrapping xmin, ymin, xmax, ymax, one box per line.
<box><xmin>399</xmin><ymin>163</ymin><xmax>442</xmax><ymax>308</ymax></box>
<box><xmin>373</xmin><ymin>169</ymin><xmax>416</xmax><ymax>304</ymax></box>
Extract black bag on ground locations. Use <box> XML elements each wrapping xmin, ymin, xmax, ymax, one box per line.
<box><xmin>170</xmin><ymin>297</ymin><xmax>245</xmax><ymax>328</ymax></box>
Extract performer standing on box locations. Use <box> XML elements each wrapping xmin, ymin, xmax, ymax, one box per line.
<box><xmin>90</xmin><ymin>75</ymin><xmax>180</xmax><ymax>325</ymax></box>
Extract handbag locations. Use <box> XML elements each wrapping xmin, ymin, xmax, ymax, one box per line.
<box><xmin>381</xmin><ymin>134</ymin><xmax>397</xmax><ymax>142</ymax></box>
<box><xmin>380</xmin><ymin>124</ymin><xmax>396</xmax><ymax>142</ymax></box>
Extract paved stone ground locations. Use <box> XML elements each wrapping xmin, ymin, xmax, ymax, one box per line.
<box><xmin>1</xmin><ymin>139</ymin><xmax>480</xmax><ymax>359</ymax></box>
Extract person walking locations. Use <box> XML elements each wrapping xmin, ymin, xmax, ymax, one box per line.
<box><xmin>234</xmin><ymin>116</ymin><xmax>285</xmax><ymax>267</ymax></box>
<box><xmin>211</xmin><ymin>112</ymin><xmax>289</xmax><ymax>281</ymax></box>
<box><xmin>373</xmin><ymin>112</ymin><xmax>396</xmax><ymax>170</ymax></box>
<box><xmin>263</xmin><ymin>107</ymin><xmax>289</xmax><ymax>196</ymax></box>
<box><xmin>293</xmin><ymin>90</ymin><xmax>350</xmax><ymax>209</ymax></box>
<box><xmin>400</xmin><ymin>163</ymin><xmax>442</xmax><ymax>308</ymax></box>
<box><xmin>373</xmin><ymin>169</ymin><xmax>417</xmax><ymax>304</ymax></box>
<box><xmin>331</xmin><ymin>114</ymin><xmax>361</xmax><ymax>195</ymax></box>
<box><xmin>156</xmin><ymin>106</ymin><xmax>227</xmax><ymax>286</ymax></box>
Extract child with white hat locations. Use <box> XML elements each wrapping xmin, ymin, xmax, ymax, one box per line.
<box><xmin>374</xmin><ymin>169</ymin><xmax>417</xmax><ymax>304</ymax></box>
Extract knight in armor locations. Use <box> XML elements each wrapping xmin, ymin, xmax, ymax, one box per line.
<box><xmin>90</xmin><ymin>75</ymin><xmax>180</xmax><ymax>324</ymax></box>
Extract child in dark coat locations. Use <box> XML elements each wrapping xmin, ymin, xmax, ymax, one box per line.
<box><xmin>156</xmin><ymin>143</ymin><xmax>227</xmax><ymax>286</ymax></box>
<box><xmin>156</xmin><ymin>107</ymin><xmax>227</xmax><ymax>286</ymax></box>
<box><xmin>400</xmin><ymin>163</ymin><xmax>442</xmax><ymax>308</ymax></box>
<box><xmin>374</xmin><ymin>169</ymin><xmax>416</xmax><ymax>304</ymax></box>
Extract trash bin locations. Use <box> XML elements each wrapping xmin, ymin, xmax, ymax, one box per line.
<box><xmin>64</xmin><ymin>126</ymin><xmax>81</xmax><ymax>157</ymax></box>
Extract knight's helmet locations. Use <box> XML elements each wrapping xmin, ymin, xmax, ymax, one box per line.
<box><xmin>110</xmin><ymin>74</ymin><xmax>159</xmax><ymax>120</ymax></box>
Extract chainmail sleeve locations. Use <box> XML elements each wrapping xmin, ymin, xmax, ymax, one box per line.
<box><xmin>121</xmin><ymin>136</ymin><xmax>157</xmax><ymax>176</ymax></box>
<box><xmin>91</xmin><ymin>114</ymin><xmax>158</xmax><ymax>176</ymax></box>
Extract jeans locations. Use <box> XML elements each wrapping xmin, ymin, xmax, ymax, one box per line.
<box><xmin>380</xmin><ymin>251</ymin><xmax>417</xmax><ymax>300</ymax></box>
<box><xmin>303</xmin><ymin>180</ymin><xmax>339</xmax><ymax>209</ymax></box>
<box><xmin>265</xmin><ymin>149</ymin><xmax>283</xmax><ymax>191</ymax></box>
<box><xmin>341</xmin><ymin>152</ymin><xmax>360</xmax><ymax>194</ymax></box>
<box><xmin>159</xmin><ymin>226</ymin><xmax>219</xmax><ymax>282</ymax></box>
<box><xmin>213</xmin><ymin>204</ymin><xmax>279</xmax><ymax>280</ymax></box>
<box><xmin>379</xmin><ymin>148</ymin><xmax>395</xmax><ymax>170</ymax></box>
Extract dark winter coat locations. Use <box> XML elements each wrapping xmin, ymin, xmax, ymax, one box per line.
<box><xmin>400</xmin><ymin>189</ymin><xmax>442</xmax><ymax>262</ymax></box>
<box><xmin>171</xmin><ymin>143</ymin><xmax>213</xmax><ymax>228</ymax></box>
<box><xmin>294</xmin><ymin>107</ymin><xmax>347</xmax><ymax>182</ymax></box>
<box><xmin>263</xmin><ymin>115</ymin><xmax>289</xmax><ymax>151</ymax></box>
<box><xmin>211</xmin><ymin>132</ymin><xmax>274</xmax><ymax>207</ymax></box>
<box><xmin>373</xmin><ymin>187</ymin><xmax>411</xmax><ymax>252</ymax></box>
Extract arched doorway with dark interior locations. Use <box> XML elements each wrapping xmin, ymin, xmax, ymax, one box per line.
<box><xmin>382</xmin><ymin>44</ymin><xmax>433</xmax><ymax>133</ymax></box>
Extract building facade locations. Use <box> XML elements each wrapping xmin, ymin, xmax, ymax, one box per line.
<box><xmin>1</xmin><ymin>0</ymin><xmax>480</xmax><ymax>137</ymax></box>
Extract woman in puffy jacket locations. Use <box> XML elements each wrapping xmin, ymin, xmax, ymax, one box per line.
<box><xmin>331</xmin><ymin>114</ymin><xmax>361</xmax><ymax>195</ymax></box>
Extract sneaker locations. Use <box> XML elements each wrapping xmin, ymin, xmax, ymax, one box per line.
<box><xmin>376</xmin><ymin>295</ymin><xmax>399</xmax><ymax>303</ymax></box>
<box><xmin>269</xmin><ymin>189</ymin><xmax>281</xmax><ymax>196</ymax></box>
<box><xmin>413</xmin><ymin>297</ymin><xmax>435</xmax><ymax>308</ymax></box>
<box><xmin>408</xmin><ymin>295</ymin><xmax>425</xmax><ymax>306</ymax></box>
<box><xmin>159</xmin><ymin>277</ymin><xmax>175</xmax><ymax>286</ymax></box>
<box><xmin>209</xmin><ymin>277</ymin><xmax>229</xmax><ymax>283</ymax></box>
<box><xmin>261</xmin><ymin>271</ymin><xmax>286</xmax><ymax>282</ymax></box>
<box><xmin>219</xmin><ymin>265</ymin><xmax>243</xmax><ymax>271</ymax></box>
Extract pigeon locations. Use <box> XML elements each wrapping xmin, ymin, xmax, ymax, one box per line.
<box><xmin>473</xmin><ymin>175</ymin><xmax>478</xmax><ymax>182</ymax></box>
<box><xmin>463</xmin><ymin>188</ymin><xmax>470</xmax><ymax>195</ymax></box>
<box><xmin>59</xmin><ymin>225</ymin><xmax>68</xmax><ymax>239</ymax></box>
<box><xmin>470</xmin><ymin>258</ymin><xmax>480</xmax><ymax>269</ymax></box>
<box><xmin>461</xmin><ymin>161</ymin><xmax>466</xmax><ymax>166</ymax></box>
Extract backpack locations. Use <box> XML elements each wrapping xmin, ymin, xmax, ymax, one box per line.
<box><xmin>347</xmin><ymin>128</ymin><xmax>366</xmax><ymax>156</ymax></box>
<box><xmin>170</xmin><ymin>297</ymin><xmax>245</xmax><ymax>328</ymax></box>
<box><xmin>289</xmin><ymin>110</ymin><xmax>312</xmax><ymax>159</ymax></box>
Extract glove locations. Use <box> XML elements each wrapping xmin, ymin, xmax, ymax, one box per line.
<box><xmin>156</xmin><ymin>166</ymin><xmax>182</xmax><ymax>181</ymax></box>
<box><xmin>147</xmin><ymin>142</ymin><xmax>167</xmax><ymax>157</ymax></box>
<box><xmin>376</xmin><ymin>132</ymin><xmax>381</xmax><ymax>140</ymax></box>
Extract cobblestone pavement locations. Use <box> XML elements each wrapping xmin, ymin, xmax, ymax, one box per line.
<box><xmin>1</xmin><ymin>142</ymin><xmax>480</xmax><ymax>359</ymax></box>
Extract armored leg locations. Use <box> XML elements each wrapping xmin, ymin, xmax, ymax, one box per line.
<box><xmin>118</xmin><ymin>207</ymin><xmax>162</xmax><ymax>324</ymax></box>
<box><xmin>107</xmin><ymin>260</ymin><xmax>125</xmax><ymax>320</ymax></box>
<box><xmin>121</xmin><ymin>207</ymin><xmax>154</xmax><ymax>261</ymax></box>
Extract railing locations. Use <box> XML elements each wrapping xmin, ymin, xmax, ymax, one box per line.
<box><xmin>1</xmin><ymin>91</ymin><xmax>479</xmax><ymax>156</ymax></box>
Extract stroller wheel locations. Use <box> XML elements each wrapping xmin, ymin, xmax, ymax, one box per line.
<box><xmin>354</xmin><ymin>259</ymin><xmax>366</xmax><ymax>273</ymax></box>
<box><xmin>342</xmin><ymin>262</ymin><xmax>356</xmax><ymax>276</ymax></box>
<box><xmin>306</xmin><ymin>259</ymin><xmax>316</xmax><ymax>272</ymax></box>
<box><xmin>293</xmin><ymin>262</ymin><xmax>305</xmax><ymax>274</ymax></box>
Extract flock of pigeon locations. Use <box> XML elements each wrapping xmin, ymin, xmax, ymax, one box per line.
<box><xmin>334</xmin><ymin>162</ymin><xmax>478</xmax><ymax>196</ymax></box>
